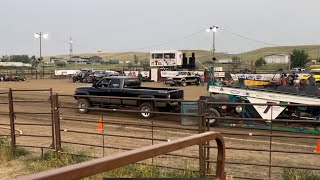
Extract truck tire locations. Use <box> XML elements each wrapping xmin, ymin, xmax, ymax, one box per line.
<box><xmin>72</xmin><ymin>77</ymin><xmax>77</xmax><ymax>83</ymax></box>
<box><xmin>77</xmin><ymin>98</ymin><xmax>90</xmax><ymax>114</ymax></box>
<box><xmin>206</xmin><ymin>108</ymin><xmax>220</xmax><ymax>126</ymax></box>
<box><xmin>195</xmin><ymin>80</ymin><xmax>200</xmax><ymax>86</ymax></box>
<box><xmin>181</xmin><ymin>81</ymin><xmax>187</xmax><ymax>87</ymax></box>
<box><xmin>139</xmin><ymin>102</ymin><xmax>154</xmax><ymax>119</ymax></box>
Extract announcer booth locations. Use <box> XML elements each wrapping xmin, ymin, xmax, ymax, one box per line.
<box><xmin>149</xmin><ymin>50</ymin><xmax>183</xmax><ymax>82</ymax></box>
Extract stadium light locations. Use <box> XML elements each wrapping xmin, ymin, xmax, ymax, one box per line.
<box><xmin>34</xmin><ymin>32</ymin><xmax>48</xmax><ymax>78</ymax></box>
<box><xmin>206</xmin><ymin>26</ymin><xmax>218</xmax><ymax>61</ymax></box>
<box><xmin>34</xmin><ymin>32</ymin><xmax>48</xmax><ymax>59</ymax></box>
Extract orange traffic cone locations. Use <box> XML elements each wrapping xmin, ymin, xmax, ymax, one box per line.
<box><xmin>97</xmin><ymin>117</ymin><xmax>103</xmax><ymax>132</ymax></box>
<box><xmin>314</xmin><ymin>139</ymin><xmax>320</xmax><ymax>153</ymax></box>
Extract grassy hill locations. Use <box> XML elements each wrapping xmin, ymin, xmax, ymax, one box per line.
<box><xmin>236</xmin><ymin>45</ymin><xmax>320</xmax><ymax>62</ymax></box>
<box><xmin>46</xmin><ymin>45</ymin><xmax>320</xmax><ymax>64</ymax></box>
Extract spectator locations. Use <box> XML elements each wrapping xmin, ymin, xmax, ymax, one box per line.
<box><xmin>281</xmin><ymin>74</ymin><xmax>287</xmax><ymax>85</ymax></box>
<box><xmin>138</xmin><ymin>71</ymin><xmax>143</xmax><ymax>80</ymax></box>
<box><xmin>308</xmin><ymin>74</ymin><xmax>316</xmax><ymax>86</ymax></box>
<box><xmin>201</xmin><ymin>74</ymin><xmax>205</xmax><ymax>86</ymax></box>
<box><xmin>293</xmin><ymin>76</ymin><xmax>300</xmax><ymax>92</ymax></box>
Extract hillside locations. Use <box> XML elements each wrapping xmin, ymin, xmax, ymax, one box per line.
<box><xmin>46</xmin><ymin>45</ymin><xmax>320</xmax><ymax>63</ymax></box>
<box><xmin>236</xmin><ymin>45</ymin><xmax>320</xmax><ymax>62</ymax></box>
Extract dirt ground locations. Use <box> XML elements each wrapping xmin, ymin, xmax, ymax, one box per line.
<box><xmin>0</xmin><ymin>79</ymin><xmax>320</xmax><ymax>180</ymax></box>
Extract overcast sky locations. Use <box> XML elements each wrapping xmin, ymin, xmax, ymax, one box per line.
<box><xmin>0</xmin><ymin>0</ymin><xmax>319</xmax><ymax>56</ymax></box>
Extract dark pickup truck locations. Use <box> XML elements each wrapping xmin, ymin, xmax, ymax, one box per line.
<box><xmin>74</xmin><ymin>76</ymin><xmax>184</xmax><ymax>118</ymax></box>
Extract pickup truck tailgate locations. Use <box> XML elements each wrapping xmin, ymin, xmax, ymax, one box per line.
<box><xmin>169</xmin><ymin>89</ymin><xmax>183</xmax><ymax>99</ymax></box>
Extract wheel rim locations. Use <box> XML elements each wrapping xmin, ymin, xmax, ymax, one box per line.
<box><xmin>208</xmin><ymin>118</ymin><xmax>216</xmax><ymax>124</ymax></box>
<box><xmin>141</xmin><ymin>106</ymin><xmax>151</xmax><ymax>117</ymax></box>
<box><xmin>182</xmin><ymin>82</ymin><xmax>186</xmax><ymax>86</ymax></box>
<box><xmin>78</xmin><ymin>102</ymin><xmax>86</xmax><ymax>112</ymax></box>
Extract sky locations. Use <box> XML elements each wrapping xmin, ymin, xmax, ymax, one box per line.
<box><xmin>0</xmin><ymin>0</ymin><xmax>319</xmax><ymax>56</ymax></box>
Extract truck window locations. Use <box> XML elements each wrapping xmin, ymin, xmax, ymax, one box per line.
<box><xmin>110</xmin><ymin>79</ymin><xmax>121</xmax><ymax>88</ymax></box>
<box><xmin>124</xmin><ymin>78</ymin><xmax>141</xmax><ymax>88</ymax></box>
<box><xmin>97</xmin><ymin>79</ymin><xmax>111</xmax><ymax>87</ymax></box>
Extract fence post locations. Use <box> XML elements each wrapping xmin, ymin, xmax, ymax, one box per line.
<box><xmin>198</xmin><ymin>99</ymin><xmax>205</xmax><ymax>176</ymax></box>
<box><xmin>8</xmin><ymin>88</ymin><xmax>16</xmax><ymax>148</ymax></box>
<box><xmin>269</xmin><ymin>106</ymin><xmax>274</xmax><ymax>180</ymax></box>
<box><xmin>50</xmin><ymin>88</ymin><xmax>55</xmax><ymax>148</ymax></box>
<box><xmin>53</xmin><ymin>94</ymin><xmax>62</xmax><ymax>151</ymax></box>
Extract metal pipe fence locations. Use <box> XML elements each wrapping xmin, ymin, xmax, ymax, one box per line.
<box><xmin>1</xmin><ymin>90</ymin><xmax>320</xmax><ymax>179</ymax></box>
<box><xmin>202</xmin><ymin>100</ymin><xmax>320</xmax><ymax>179</ymax></box>
<box><xmin>7</xmin><ymin>88</ymin><xmax>55</xmax><ymax>150</ymax></box>
<box><xmin>16</xmin><ymin>131</ymin><xmax>226</xmax><ymax>180</ymax></box>
<box><xmin>54</xmin><ymin>94</ymin><xmax>203</xmax><ymax>174</ymax></box>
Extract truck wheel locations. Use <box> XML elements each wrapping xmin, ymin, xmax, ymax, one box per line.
<box><xmin>77</xmin><ymin>98</ymin><xmax>90</xmax><ymax>114</ymax></box>
<box><xmin>181</xmin><ymin>81</ymin><xmax>187</xmax><ymax>87</ymax></box>
<box><xmin>139</xmin><ymin>102</ymin><xmax>154</xmax><ymax>119</ymax></box>
<box><xmin>72</xmin><ymin>77</ymin><xmax>77</xmax><ymax>83</ymax></box>
<box><xmin>206</xmin><ymin>108</ymin><xmax>220</xmax><ymax>126</ymax></box>
<box><xmin>195</xmin><ymin>80</ymin><xmax>200</xmax><ymax>86</ymax></box>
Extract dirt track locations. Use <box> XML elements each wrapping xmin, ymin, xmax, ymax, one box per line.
<box><xmin>0</xmin><ymin>79</ymin><xmax>319</xmax><ymax>179</ymax></box>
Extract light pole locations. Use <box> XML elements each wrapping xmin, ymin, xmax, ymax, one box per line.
<box><xmin>34</xmin><ymin>32</ymin><xmax>48</xmax><ymax>77</ymax></box>
<box><xmin>206</xmin><ymin>26</ymin><xmax>218</xmax><ymax>59</ymax></box>
<box><xmin>206</xmin><ymin>26</ymin><xmax>218</xmax><ymax>88</ymax></box>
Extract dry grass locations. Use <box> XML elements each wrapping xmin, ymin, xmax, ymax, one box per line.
<box><xmin>282</xmin><ymin>168</ymin><xmax>320</xmax><ymax>180</ymax></box>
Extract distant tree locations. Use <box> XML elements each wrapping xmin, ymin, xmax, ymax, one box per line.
<box><xmin>140</xmin><ymin>59</ymin><xmax>150</xmax><ymax>70</ymax></box>
<box><xmin>231</xmin><ymin>56</ymin><xmax>241</xmax><ymax>71</ymax></box>
<box><xmin>108</xmin><ymin>60</ymin><xmax>119</xmax><ymax>64</ymax></box>
<box><xmin>134</xmin><ymin>54</ymin><xmax>139</xmax><ymax>65</ymax></box>
<box><xmin>290</xmin><ymin>49</ymin><xmax>310</xmax><ymax>68</ymax></box>
<box><xmin>1</xmin><ymin>55</ymin><xmax>9</xmax><ymax>62</ymax></box>
<box><xmin>9</xmin><ymin>55</ymin><xmax>31</xmax><ymax>63</ymax></box>
<box><xmin>31</xmin><ymin>55</ymin><xmax>40</xmax><ymax>67</ymax></box>
<box><xmin>90</xmin><ymin>56</ymin><xmax>102</xmax><ymax>63</ymax></box>
<box><xmin>128</xmin><ymin>62</ymin><xmax>133</xmax><ymax>68</ymax></box>
<box><xmin>255</xmin><ymin>57</ymin><xmax>266</xmax><ymax>68</ymax></box>
<box><xmin>55</xmin><ymin>61</ymin><xmax>66</xmax><ymax>68</ymax></box>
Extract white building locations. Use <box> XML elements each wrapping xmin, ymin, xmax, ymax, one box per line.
<box><xmin>0</xmin><ymin>62</ymin><xmax>31</xmax><ymax>67</ymax></box>
<box><xmin>264</xmin><ymin>54</ymin><xmax>290</xmax><ymax>64</ymax></box>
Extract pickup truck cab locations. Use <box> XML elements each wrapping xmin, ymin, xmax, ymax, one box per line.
<box><xmin>74</xmin><ymin>76</ymin><xmax>184</xmax><ymax>118</ymax></box>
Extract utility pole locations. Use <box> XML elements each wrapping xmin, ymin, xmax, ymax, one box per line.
<box><xmin>69</xmin><ymin>37</ymin><xmax>73</xmax><ymax>58</ymax></box>
<box><xmin>34</xmin><ymin>32</ymin><xmax>48</xmax><ymax>78</ymax></box>
<box><xmin>206</xmin><ymin>26</ymin><xmax>218</xmax><ymax>89</ymax></box>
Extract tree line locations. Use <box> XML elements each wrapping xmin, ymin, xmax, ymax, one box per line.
<box><xmin>1</xmin><ymin>55</ymin><xmax>43</xmax><ymax>68</ymax></box>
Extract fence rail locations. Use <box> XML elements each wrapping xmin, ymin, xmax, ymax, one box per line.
<box><xmin>1</xmin><ymin>90</ymin><xmax>320</xmax><ymax>179</ymax></box>
<box><xmin>16</xmin><ymin>132</ymin><xmax>225</xmax><ymax>180</ymax></box>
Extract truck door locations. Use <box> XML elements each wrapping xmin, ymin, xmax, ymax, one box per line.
<box><xmin>92</xmin><ymin>78</ymin><xmax>112</xmax><ymax>105</ymax></box>
<box><xmin>108</xmin><ymin>78</ymin><xmax>122</xmax><ymax>105</ymax></box>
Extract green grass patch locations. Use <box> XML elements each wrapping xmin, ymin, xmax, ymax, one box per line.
<box><xmin>282</xmin><ymin>168</ymin><xmax>320</xmax><ymax>180</ymax></box>
<box><xmin>0</xmin><ymin>138</ymin><xmax>29</xmax><ymax>162</ymax></box>
<box><xmin>26</xmin><ymin>149</ymin><xmax>91</xmax><ymax>172</ymax></box>
<box><xmin>88</xmin><ymin>164</ymin><xmax>200</xmax><ymax>179</ymax></box>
